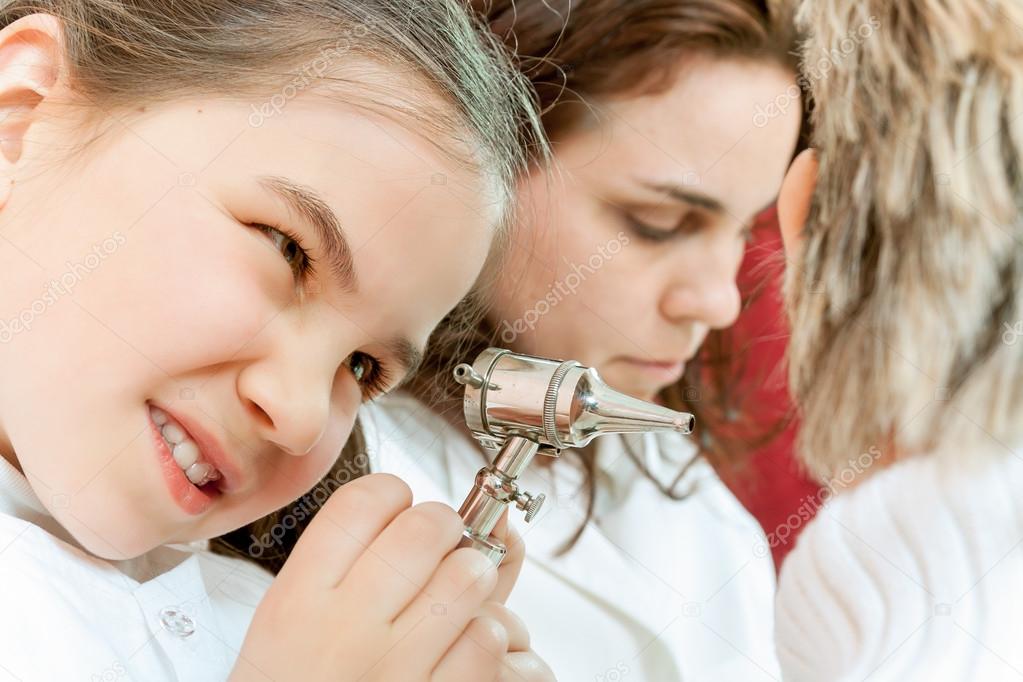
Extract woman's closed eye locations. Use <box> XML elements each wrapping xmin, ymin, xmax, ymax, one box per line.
<box><xmin>624</xmin><ymin>211</ymin><xmax>702</xmax><ymax>243</ymax></box>
<box><xmin>624</xmin><ymin>211</ymin><xmax>755</xmax><ymax>244</ymax></box>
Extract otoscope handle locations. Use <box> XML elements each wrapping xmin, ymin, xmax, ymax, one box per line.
<box><xmin>457</xmin><ymin>530</ymin><xmax>507</xmax><ymax>565</ymax></box>
<box><xmin>457</xmin><ymin>437</ymin><xmax>545</xmax><ymax>566</ymax></box>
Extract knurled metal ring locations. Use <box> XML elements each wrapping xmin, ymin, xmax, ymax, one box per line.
<box><xmin>543</xmin><ymin>361</ymin><xmax>577</xmax><ymax>448</ymax></box>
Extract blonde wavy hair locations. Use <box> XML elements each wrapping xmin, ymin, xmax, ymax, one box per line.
<box><xmin>787</xmin><ymin>0</ymin><xmax>1023</xmax><ymax>479</ymax></box>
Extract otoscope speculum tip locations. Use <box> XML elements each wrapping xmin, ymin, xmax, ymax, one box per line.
<box><xmin>677</xmin><ymin>414</ymin><xmax>695</xmax><ymax>434</ymax></box>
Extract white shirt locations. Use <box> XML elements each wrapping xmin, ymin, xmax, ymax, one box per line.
<box><xmin>361</xmin><ymin>392</ymin><xmax>779</xmax><ymax>682</ymax></box>
<box><xmin>0</xmin><ymin>455</ymin><xmax>273</xmax><ymax>681</ymax></box>
<box><xmin>775</xmin><ymin>448</ymin><xmax>1023</xmax><ymax>681</ymax></box>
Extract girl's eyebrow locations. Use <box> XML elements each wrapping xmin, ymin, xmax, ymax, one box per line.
<box><xmin>258</xmin><ymin>175</ymin><xmax>358</xmax><ymax>293</ymax></box>
<box><xmin>258</xmin><ymin>175</ymin><xmax>425</xmax><ymax>380</ymax></box>
<box><xmin>388</xmin><ymin>337</ymin><xmax>425</xmax><ymax>384</ymax></box>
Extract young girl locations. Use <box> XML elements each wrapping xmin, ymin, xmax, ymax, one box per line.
<box><xmin>354</xmin><ymin>1</ymin><xmax>802</xmax><ymax>679</ymax></box>
<box><xmin>775</xmin><ymin>0</ymin><xmax>1023</xmax><ymax>678</ymax></box>
<box><xmin>0</xmin><ymin>1</ymin><xmax>553</xmax><ymax>680</ymax></box>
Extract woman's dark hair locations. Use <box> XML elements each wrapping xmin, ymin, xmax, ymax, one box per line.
<box><xmin>409</xmin><ymin>0</ymin><xmax>800</xmax><ymax>553</ymax></box>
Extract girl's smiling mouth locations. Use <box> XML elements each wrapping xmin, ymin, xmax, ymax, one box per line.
<box><xmin>146</xmin><ymin>402</ymin><xmax>238</xmax><ymax>516</ymax></box>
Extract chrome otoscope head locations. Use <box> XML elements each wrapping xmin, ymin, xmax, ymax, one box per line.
<box><xmin>452</xmin><ymin>348</ymin><xmax>695</xmax><ymax>564</ymax></box>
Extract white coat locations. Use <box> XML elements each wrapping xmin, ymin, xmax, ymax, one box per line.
<box><xmin>361</xmin><ymin>392</ymin><xmax>780</xmax><ymax>682</ymax></box>
<box><xmin>0</xmin><ymin>455</ymin><xmax>272</xmax><ymax>681</ymax></box>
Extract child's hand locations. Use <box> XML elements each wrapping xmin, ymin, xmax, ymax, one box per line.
<box><xmin>490</xmin><ymin>507</ymin><xmax>525</xmax><ymax>604</ymax></box>
<box><xmin>229</xmin><ymin>473</ymin><xmax>554</xmax><ymax>681</ymax></box>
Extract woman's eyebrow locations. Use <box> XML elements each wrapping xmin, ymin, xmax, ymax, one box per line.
<box><xmin>637</xmin><ymin>179</ymin><xmax>726</xmax><ymax>213</ymax></box>
<box><xmin>258</xmin><ymin>175</ymin><xmax>358</xmax><ymax>292</ymax></box>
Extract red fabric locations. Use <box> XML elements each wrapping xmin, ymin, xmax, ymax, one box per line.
<box><xmin>711</xmin><ymin>205</ymin><xmax>822</xmax><ymax>572</ymax></box>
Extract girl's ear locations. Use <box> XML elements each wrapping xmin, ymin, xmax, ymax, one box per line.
<box><xmin>0</xmin><ymin>13</ymin><xmax>64</xmax><ymax>206</ymax></box>
<box><xmin>777</xmin><ymin>148</ymin><xmax>819</xmax><ymax>263</ymax></box>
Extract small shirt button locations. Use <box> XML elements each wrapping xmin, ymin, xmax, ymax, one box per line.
<box><xmin>158</xmin><ymin>606</ymin><xmax>196</xmax><ymax>638</ymax></box>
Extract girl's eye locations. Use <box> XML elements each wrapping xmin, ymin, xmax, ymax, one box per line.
<box><xmin>253</xmin><ymin>222</ymin><xmax>313</xmax><ymax>280</ymax></box>
<box><xmin>346</xmin><ymin>351</ymin><xmax>391</xmax><ymax>400</ymax></box>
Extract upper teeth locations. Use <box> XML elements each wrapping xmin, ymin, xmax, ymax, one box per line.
<box><xmin>150</xmin><ymin>406</ymin><xmax>222</xmax><ymax>487</ymax></box>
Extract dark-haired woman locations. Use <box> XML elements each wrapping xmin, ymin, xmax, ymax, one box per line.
<box><xmin>362</xmin><ymin>1</ymin><xmax>802</xmax><ymax>678</ymax></box>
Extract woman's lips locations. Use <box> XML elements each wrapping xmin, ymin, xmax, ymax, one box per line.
<box><xmin>616</xmin><ymin>357</ymin><xmax>687</xmax><ymax>384</ymax></box>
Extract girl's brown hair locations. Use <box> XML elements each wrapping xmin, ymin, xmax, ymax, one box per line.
<box><xmin>407</xmin><ymin>0</ymin><xmax>799</xmax><ymax>552</ymax></box>
<box><xmin>787</xmin><ymin>0</ymin><xmax>1023</xmax><ymax>480</ymax></box>
<box><xmin>4</xmin><ymin>0</ymin><xmax>544</xmax><ymax>573</ymax></box>
<box><xmin>0</xmin><ymin>0</ymin><xmax>542</xmax><ymax>215</ymax></box>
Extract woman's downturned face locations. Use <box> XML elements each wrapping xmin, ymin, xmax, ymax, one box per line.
<box><xmin>490</xmin><ymin>57</ymin><xmax>801</xmax><ymax>400</ymax></box>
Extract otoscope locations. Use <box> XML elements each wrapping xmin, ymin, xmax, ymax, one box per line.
<box><xmin>452</xmin><ymin>347</ymin><xmax>695</xmax><ymax>565</ymax></box>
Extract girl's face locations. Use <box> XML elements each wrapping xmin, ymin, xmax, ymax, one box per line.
<box><xmin>0</xmin><ymin>87</ymin><xmax>497</xmax><ymax>559</ymax></box>
<box><xmin>490</xmin><ymin>57</ymin><xmax>802</xmax><ymax>401</ymax></box>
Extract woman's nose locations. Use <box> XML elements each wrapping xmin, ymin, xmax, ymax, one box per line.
<box><xmin>659</xmin><ymin>255</ymin><xmax>742</xmax><ymax>330</ymax></box>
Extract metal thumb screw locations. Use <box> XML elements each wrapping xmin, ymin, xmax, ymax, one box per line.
<box><xmin>515</xmin><ymin>491</ymin><xmax>545</xmax><ymax>522</ymax></box>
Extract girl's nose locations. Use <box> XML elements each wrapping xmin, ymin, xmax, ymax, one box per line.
<box><xmin>237</xmin><ymin>343</ymin><xmax>354</xmax><ymax>456</ymax></box>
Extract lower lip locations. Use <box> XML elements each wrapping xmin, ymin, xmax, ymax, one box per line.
<box><xmin>618</xmin><ymin>358</ymin><xmax>686</xmax><ymax>384</ymax></box>
<box><xmin>148</xmin><ymin>410</ymin><xmax>221</xmax><ymax>516</ymax></box>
